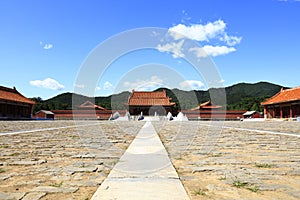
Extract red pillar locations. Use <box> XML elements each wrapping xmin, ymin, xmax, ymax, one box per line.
<box><xmin>280</xmin><ymin>106</ymin><xmax>283</xmax><ymax>118</ymax></box>
<box><xmin>264</xmin><ymin>106</ymin><xmax>267</xmax><ymax>118</ymax></box>
<box><xmin>290</xmin><ymin>105</ymin><xmax>293</xmax><ymax>118</ymax></box>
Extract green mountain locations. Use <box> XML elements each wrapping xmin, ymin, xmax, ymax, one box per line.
<box><xmin>32</xmin><ymin>81</ymin><xmax>284</xmax><ymax>113</ymax></box>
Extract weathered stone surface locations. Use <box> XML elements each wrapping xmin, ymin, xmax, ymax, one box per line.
<box><xmin>9</xmin><ymin>160</ymin><xmax>46</xmax><ymax>166</ymax></box>
<box><xmin>50</xmin><ymin>175</ymin><xmax>71</xmax><ymax>181</ymax></box>
<box><xmin>65</xmin><ymin>166</ymin><xmax>98</xmax><ymax>174</ymax></box>
<box><xmin>0</xmin><ymin>192</ymin><xmax>25</xmax><ymax>200</ymax></box>
<box><xmin>286</xmin><ymin>191</ymin><xmax>300</xmax><ymax>199</ymax></box>
<box><xmin>155</xmin><ymin>121</ymin><xmax>300</xmax><ymax>200</ymax></box>
<box><xmin>22</xmin><ymin>192</ymin><xmax>46</xmax><ymax>200</ymax></box>
<box><xmin>206</xmin><ymin>184</ymin><xmax>223</xmax><ymax>191</ymax></box>
<box><xmin>259</xmin><ymin>184</ymin><xmax>291</xmax><ymax>191</ymax></box>
<box><xmin>68</xmin><ymin>180</ymin><xmax>100</xmax><ymax>187</ymax></box>
<box><xmin>32</xmin><ymin>186</ymin><xmax>79</xmax><ymax>193</ymax></box>
<box><xmin>192</xmin><ymin>166</ymin><xmax>222</xmax><ymax>173</ymax></box>
<box><xmin>1</xmin><ymin>120</ymin><xmax>300</xmax><ymax>200</ymax></box>
<box><xmin>0</xmin><ymin>174</ymin><xmax>13</xmax><ymax>181</ymax></box>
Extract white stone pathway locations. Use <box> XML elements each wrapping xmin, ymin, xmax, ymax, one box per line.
<box><xmin>91</xmin><ymin>121</ymin><xmax>190</xmax><ymax>200</ymax></box>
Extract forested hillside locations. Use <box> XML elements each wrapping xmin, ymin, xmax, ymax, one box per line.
<box><xmin>31</xmin><ymin>82</ymin><xmax>284</xmax><ymax>113</ymax></box>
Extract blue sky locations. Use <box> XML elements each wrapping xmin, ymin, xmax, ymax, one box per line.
<box><xmin>0</xmin><ymin>0</ymin><xmax>300</xmax><ymax>99</ymax></box>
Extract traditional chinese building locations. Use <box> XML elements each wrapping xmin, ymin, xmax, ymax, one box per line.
<box><xmin>77</xmin><ymin>100</ymin><xmax>106</xmax><ymax>110</ymax></box>
<box><xmin>34</xmin><ymin>110</ymin><xmax>54</xmax><ymax>119</ymax></box>
<box><xmin>187</xmin><ymin>100</ymin><xmax>245</xmax><ymax>120</ymax></box>
<box><xmin>127</xmin><ymin>90</ymin><xmax>176</xmax><ymax>115</ymax></box>
<box><xmin>191</xmin><ymin>100</ymin><xmax>222</xmax><ymax>111</ymax></box>
<box><xmin>0</xmin><ymin>86</ymin><xmax>35</xmax><ymax>119</ymax></box>
<box><xmin>52</xmin><ymin>100</ymin><xmax>109</xmax><ymax>119</ymax></box>
<box><xmin>243</xmin><ymin>111</ymin><xmax>262</xmax><ymax>119</ymax></box>
<box><xmin>261</xmin><ymin>87</ymin><xmax>300</xmax><ymax>118</ymax></box>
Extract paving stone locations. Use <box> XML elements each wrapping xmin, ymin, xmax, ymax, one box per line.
<box><xmin>0</xmin><ymin>174</ymin><xmax>13</xmax><ymax>181</ymax></box>
<box><xmin>73</xmin><ymin>173</ymin><xmax>83</xmax><ymax>180</ymax></box>
<box><xmin>206</xmin><ymin>184</ymin><xmax>223</xmax><ymax>191</ymax></box>
<box><xmin>16</xmin><ymin>180</ymin><xmax>44</xmax><ymax>186</ymax></box>
<box><xmin>68</xmin><ymin>180</ymin><xmax>100</xmax><ymax>187</ymax></box>
<box><xmin>22</xmin><ymin>192</ymin><xmax>46</xmax><ymax>200</ymax></box>
<box><xmin>50</xmin><ymin>175</ymin><xmax>71</xmax><ymax>181</ymax></box>
<box><xmin>192</xmin><ymin>166</ymin><xmax>222</xmax><ymax>173</ymax></box>
<box><xmin>289</xmin><ymin>169</ymin><xmax>300</xmax><ymax>175</ymax></box>
<box><xmin>9</xmin><ymin>160</ymin><xmax>46</xmax><ymax>166</ymax></box>
<box><xmin>65</xmin><ymin>166</ymin><xmax>98</xmax><ymax>174</ymax></box>
<box><xmin>286</xmin><ymin>191</ymin><xmax>300</xmax><ymax>199</ymax></box>
<box><xmin>258</xmin><ymin>184</ymin><xmax>291</xmax><ymax>191</ymax></box>
<box><xmin>32</xmin><ymin>186</ymin><xmax>79</xmax><ymax>193</ymax></box>
<box><xmin>0</xmin><ymin>192</ymin><xmax>26</xmax><ymax>200</ymax></box>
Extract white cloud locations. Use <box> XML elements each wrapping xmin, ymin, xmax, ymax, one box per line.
<box><xmin>160</xmin><ymin>20</ymin><xmax>242</xmax><ymax>58</ymax></box>
<box><xmin>189</xmin><ymin>45</ymin><xmax>236</xmax><ymax>57</ymax></box>
<box><xmin>123</xmin><ymin>76</ymin><xmax>164</xmax><ymax>91</ymax></box>
<box><xmin>220</xmin><ymin>33</ymin><xmax>242</xmax><ymax>46</ymax></box>
<box><xmin>203</xmin><ymin>45</ymin><xmax>236</xmax><ymax>57</ymax></box>
<box><xmin>95</xmin><ymin>86</ymin><xmax>101</xmax><ymax>91</ymax></box>
<box><xmin>188</xmin><ymin>47</ymin><xmax>208</xmax><ymax>58</ymax></box>
<box><xmin>157</xmin><ymin>40</ymin><xmax>185</xmax><ymax>58</ymax></box>
<box><xmin>43</xmin><ymin>44</ymin><xmax>53</xmax><ymax>50</ymax></box>
<box><xmin>103</xmin><ymin>81</ymin><xmax>114</xmax><ymax>90</ymax></box>
<box><xmin>179</xmin><ymin>80</ymin><xmax>205</xmax><ymax>90</ymax></box>
<box><xmin>30</xmin><ymin>78</ymin><xmax>64</xmax><ymax>90</ymax></box>
<box><xmin>169</xmin><ymin>20</ymin><xmax>226</xmax><ymax>41</ymax></box>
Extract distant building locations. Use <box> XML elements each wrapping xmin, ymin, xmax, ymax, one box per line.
<box><xmin>0</xmin><ymin>86</ymin><xmax>35</xmax><ymax>119</ymax></box>
<box><xmin>261</xmin><ymin>87</ymin><xmax>300</xmax><ymax>118</ymax></box>
<box><xmin>77</xmin><ymin>100</ymin><xmax>106</xmax><ymax>110</ymax></box>
<box><xmin>243</xmin><ymin>111</ymin><xmax>262</xmax><ymax>119</ymax></box>
<box><xmin>34</xmin><ymin>110</ymin><xmax>54</xmax><ymax>119</ymax></box>
<box><xmin>127</xmin><ymin>90</ymin><xmax>176</xmax><ymax>116</ymax></box>
<box><xmin>187</xmin><ymin>100</ymin><xmax>245</xmax><ymax>120</ymax></box>
<box><xmin>52</xmin><ymin>100</ymin><xmax>111</xmax><ymax>120</ymax></box>
<box><xmin>191</xmin><ymin>100</ymin><xmax>222</xmax><ymax>111</ymax></box>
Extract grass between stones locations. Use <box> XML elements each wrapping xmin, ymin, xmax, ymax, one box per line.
<box><xmin>49</xmin><ymin>181</ymin><xmax>63</xmax><ymax>187</ymax></box>
<box><xmin>208</xmin><ymin>153</ymin><xmax>222</xmax><ymax>157</ymax></box>
<box><xmin>247</xmin><ymin>185</ymin><xmax>260</xmax><ymax>193</ymax></box>
<box><xmin>0</xmin><ymin>168</ymin><xmax>6</xmax><ymax>173</ymax></box>
<box><xmin>10</xmin><ymin>152</ymin><xmax>20</xmax><ymax>156</ymax></box>
<box><xmin>232</xmin><ymin>180</ymin><xmax>248</xmax><ymax>188</ymax></box>
<box><xmin>254</xmin><ymin>163</ymin><xmax>275</xmax><ymax>168</ymax></box>
<box><xmin>232</xmin><ymin>179</ymin><xmax>260</xmax><ymax>193</ymax></box>
<box><xmin>193</xmin><ymin>188</ymin><xmax>206</xmax><ymax>196</ymax></box>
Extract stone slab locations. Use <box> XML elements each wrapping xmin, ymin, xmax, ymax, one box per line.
<box><xmin>0</xmin><ymin>192</ymin><xmax>25</xmax><ymax>200</ymax></box>
<box><xmin>91</xmin><ymin>121</ymin><xmax>189</xmax><ymax>200</ymax></box>
<box><xmin>92</xmin><ymin>178</ymin><xmax>189</xmax><ymax>200</ymax></box>
<box><xmin>22</xmin><ymin>192</ymin><xmax>46</xmax><ymax>200</ymax></box>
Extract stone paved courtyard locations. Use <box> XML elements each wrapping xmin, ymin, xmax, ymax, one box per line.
<box><xmin>154</xmin><ymin>121</ymin><xmax>300</xmax><ymax>200</ymax></box>
<box><xmin>0</xmin><ymin>120</ymin><xmax>300</xmax><ymax>199</ymax></box>
<box><xmin>0</xmin><ymin>121</ymin><xmax>143</xmax><ymax>200</ymax></box>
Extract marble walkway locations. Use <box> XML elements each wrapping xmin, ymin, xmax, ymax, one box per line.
<box><xmin>91</xmin><ymin>121</ymin><xmax>190</xmax><ymax>200</ymax></box>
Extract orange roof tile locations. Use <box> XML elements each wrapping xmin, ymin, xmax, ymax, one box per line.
<box><xmin>261</xmin><ymin>87</ymin><xmax>300</xmax><ymax>105</ymax></box>
<box><xmin>128</xmin><ymin>90</ymin><xmax>175</xmax><ymax>106</ymax></box>
<box><xmin>131</xmin><ymin>90</ymin><xmax>167</xmax><ymax>98</ymax></box>
<box><xmin>0</xmin><ymin>86</ymin><xmax>35</xmax><ymax>104</ymax></box>
<box><xmin>77</xmin><ymin>101</ymin><xmax>106</xmax><ymax>110</ymax></box>
<box><xmin>191</xmin><ymin>100</ymin><xmax>222</xmax><ymax>110</ymax></box>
